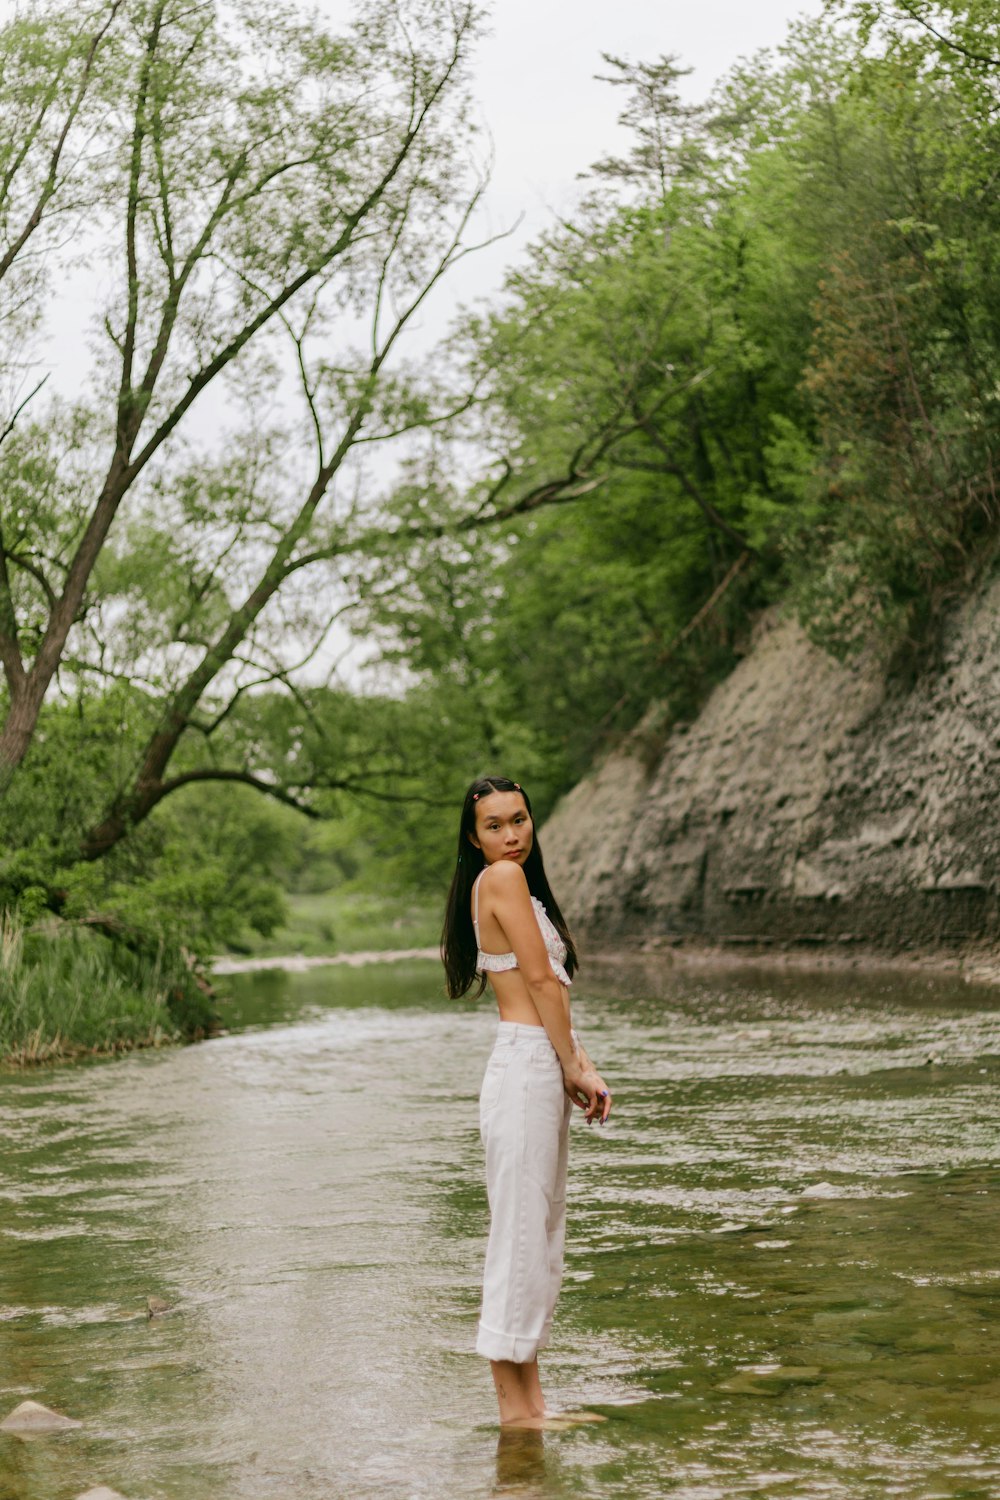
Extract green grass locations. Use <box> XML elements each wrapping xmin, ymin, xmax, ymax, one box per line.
<box><xmin>228</xmin><ymin>887</ymin><xmax>442</xmax><ymax>959</ymax></box>
<box><xmin>0</xmin><ymin>918</ymin><xmax>215</xmax><ymax>1067</ymax></box>
<box><xmin>0</xmin><ymin>889</ymin><xmax>440</xmax><ymax>1065</ymax></box>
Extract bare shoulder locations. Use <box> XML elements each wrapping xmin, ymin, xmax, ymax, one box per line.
<box><xmin>481</xmin><ymin>860</ymin><xmax>528</xmax><ymax>893</ymax></box>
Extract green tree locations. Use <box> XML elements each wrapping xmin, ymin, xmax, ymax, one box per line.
<box><xmin>361</xmin><ymin>3</ymin><xmax>1000</xmax><ymax>793</ymax></box>
<box><xmin>0</xmin><ymin>0</ymin><xmax>485</xmax><ymax>814</ymax></box>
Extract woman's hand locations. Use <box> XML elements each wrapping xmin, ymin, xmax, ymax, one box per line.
<box><xmin>562</xmin><ymin>1058</ymin><xmax>612</xmax><ymax>1124</ymax></box>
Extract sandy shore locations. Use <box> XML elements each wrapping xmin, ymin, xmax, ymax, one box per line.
<box><xmin>212</xmin><ymin>947</ymin><xmax>439</xmax><ymax>975</ymax></box>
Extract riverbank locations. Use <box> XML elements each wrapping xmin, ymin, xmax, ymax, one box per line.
<box><xmin>542</xmin><ymin>575</ymin><xmax>1000</xmax><ymax>961</ymax></box>
<box><xmin>582</xmin><ymin>935</ymin><xmax>1000</xmax><ymax>989</ymax></box>
<box><xmin>216</xmin><ymin>931</ymin><xmax>1000</xmax><ymax>989</ymax></box>
<box><xmin>10</xmin><ymin>918</ymin><xmax>996</xmax><ymax>1072</ymax></box>
<box><xmin>0</xmin><ymin>920</ymin><xmax>217</xmax><ymax>1070</ymax></box>
<box><xmin>229</xmin><ymin>888</ymin><xmax>440</xmax><ymax>961</ymax></box>
<box><xmin>0</xmin><ymin>888</ymin><xmax>441</xmax><ymax>1069</ymax></box>
<box><xmin>213</xmin><ymin>946</ymin><xmax>439</xmax><ymax>975</ymax></box>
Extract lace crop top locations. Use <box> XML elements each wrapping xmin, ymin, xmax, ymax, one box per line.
<box><xmin>472</xmin><ymin>868</ymin><xmax>572</xmax><ymax>987</ymax></box>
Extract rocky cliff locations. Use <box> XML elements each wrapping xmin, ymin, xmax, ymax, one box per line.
<box><xmin>541</xmin><ymin>571</ymin><xmax>1000</xmax><ymax>956</ymax></box>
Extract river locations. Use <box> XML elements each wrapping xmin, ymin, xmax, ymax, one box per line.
<box><xmin>1</xmin><ymin>955</ymin><xmax>999</xmax><ymax>1499</ymax></box>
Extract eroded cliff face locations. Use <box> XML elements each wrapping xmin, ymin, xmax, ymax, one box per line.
<box><xmin>541</xmin><ymin>572</ymin><xmax>1000</xmax><ymax>953</ymax></box>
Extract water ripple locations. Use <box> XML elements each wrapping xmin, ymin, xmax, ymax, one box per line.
<box><xmin>0</xmin><ymin>959</ymin><xmax>997</xmax><ymax>1499</ymax></box>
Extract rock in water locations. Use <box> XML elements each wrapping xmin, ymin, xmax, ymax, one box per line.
<box><xmin>146</xmin><ymin>1296</ymin><xmax>171</xmax><ymax>1318</ymax></box>
<box><xmin>0</xmin><ymin>1400</ymin><xmax>83</xmax><ymax>1433</ymax></box>
<box><xmin>718</xmin><ymin>1365</ymin><xmax>823</xmax><ymax>1396</ymax></box>
<box><xmin>801</xmin><ymin>1181</ymin><xmax>838</xmax><ymax>1197</ymax></box>
<box><xmin>75</xmin><ymin>1489</ymin><xmax>129</xmax><ymax>1500</ymax></box>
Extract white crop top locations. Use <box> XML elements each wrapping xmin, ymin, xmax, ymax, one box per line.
<box><xmin>472</xmin><ymin>868</ymin><xmax>572</xmax><ymax>987</ymax></box>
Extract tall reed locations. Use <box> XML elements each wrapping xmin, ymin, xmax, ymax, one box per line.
<box><xmin>0</xmin><ymin>917</ymin><xmax>206</xmax><ymax>1066</ymax></box>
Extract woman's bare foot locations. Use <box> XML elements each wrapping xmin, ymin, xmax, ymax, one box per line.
<box><xmin>501</xmin><ymin>1408</ymin><xmax>607</xmax><ymax>1430</ymax></box>
<box><xmin>545</xmin><ymin>1408</ymin><xmax>607</xmax><ymax>1424</ymax></box>
<box><xmin>500</xmin><ymin>1411</ymin><xmax>573</xmax><ymax>1430</ymax></box>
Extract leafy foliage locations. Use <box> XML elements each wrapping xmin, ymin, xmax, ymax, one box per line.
<box><xmin>0</xmin><ymin>914</ymin><xmax>214</xmax><ymax>1063</ymax></box>
<box><xmin>2</xmin><ymin>0</ymin><xmax>999</xmax><ymax>963</ymax></box>
<box><xmin>366</xmin><ymin>0</ymin><xmax>1000</xmax><ymax>808</ymax></box>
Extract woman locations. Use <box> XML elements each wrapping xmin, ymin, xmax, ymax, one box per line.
<box><xmin>442</xmin><ymin>775</ymin><xmax>612</xmax><ymax>1427</ymax></box>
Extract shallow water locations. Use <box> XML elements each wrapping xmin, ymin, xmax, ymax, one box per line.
<box><xmin>1</xmin><ymin>956</ymin><xmax>999</xmax><ymax>1499</ymax></box>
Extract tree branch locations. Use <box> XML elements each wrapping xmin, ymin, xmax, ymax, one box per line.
<box><xmin>0</xmin><ymin>11</ymin><xmax>479</xmax><ymax>796</ymax></box>
<box><xmin>0</xmin><ymin>1</ymin><xmax>125</xmax><ymax>283</ymax></box>
<box><xmin>154</xmin><ymin>767</ymin><xmax>323</xmax><ymax>818</ymax></box>
<box><xmin>893</xmin><ymin>1</ymin><xmax>1000</xmax><ymax>66</ymax></box>
<box><xmin>118</xmin><ymin>2</ymin><xmax>165</xmax><ymax>444</ymax></box>
<box><xmin>0</xmin><ymin>375</ymin><xmax>49</xmax><ymax>453</ymax></box>
<box><xmin>629</xmin><ymin>415</ymin><xmax>753</xmax><ymax>551</ymax></box>
<box><xmin>595</xmin><ymin>550</ymin><xmax>753</xmax><ymax>733</ymax></box>
<box><xmin>4</xmin><ymin>549</ymin><xmax>58</xmax><ymax>610</ymax></box>
<box><xmin>123</xmin><ymin>173</ymin><xmax>501</xmax><ymax>782</ymax></box>
<box><xmin>126</xmin><ymin>131</ymin><xmax>431</xmax><ymax>481</ymax></box>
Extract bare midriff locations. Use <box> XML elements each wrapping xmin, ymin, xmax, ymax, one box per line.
<box><xmin>486</xmin><ymin>968</ymin><xmax>572</xmax><ymax>1029</ymax></box>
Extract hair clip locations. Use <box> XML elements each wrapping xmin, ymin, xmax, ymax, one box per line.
<box><xmin>514</xmin><ymin>783</ymin><xmax>520</xmax><ymax>790</ymax></box>
<box><xmin>472</xmin><ymin>792</ymin><xmax>479</xmax><ymax>800</ymax></box>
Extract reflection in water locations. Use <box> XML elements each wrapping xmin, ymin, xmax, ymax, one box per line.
<box><xmin>494</xmin><ymin>1427</ymin><xmax>546</xmax><ymax>1494</ymax></box>
<box><xmin>0</xmin><ymin>956</ymin><xmax>998</xmax><ymax>1498</ymax></box>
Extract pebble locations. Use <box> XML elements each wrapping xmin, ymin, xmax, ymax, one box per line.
<box><xmin>0</xmin><ymin>1400</ymin><xmax>82</xmax><ymax>1433</ymax></box>
<box><xmin>146</xmin><ymin>1297</ymin><xmax>171</xmax><ymax>1318</ymax></box>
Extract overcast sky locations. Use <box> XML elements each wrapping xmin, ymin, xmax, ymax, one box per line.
<box><xmin>9</xmin><ymin>0</ymin><xmax>827</xmax><ymax>401</ymax></box>
<box><xmin>2</xmin><ymin>0</ymin><xmax>826</xmax><ymax>685</ymax></box>
<box><xmin>311</xmin><ymin>0</ymin><xmax>826</xmax><ymax>327</ymax></box>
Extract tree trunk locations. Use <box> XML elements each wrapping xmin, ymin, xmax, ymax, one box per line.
<box><xmin>0</xmin><ymin>683</ymin><xmax>47</xmax><ymax>795</ymax></box>
<box><xmin>0</xmin><ymin>453</ymin><xmax>135</xmax><ymax>794</ymax></box>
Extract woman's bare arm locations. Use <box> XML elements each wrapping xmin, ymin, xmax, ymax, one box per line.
<box><xmin>485</xmin><ymin>861</ymin><xmax>577</xmax><ymax>1063</ymax></box>
<box><xmin>485</xmin><ymin>862</ymin><xmax>612</xmax><ymax>1121</ymax></box>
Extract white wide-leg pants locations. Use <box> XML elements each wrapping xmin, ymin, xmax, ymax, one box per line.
<box><xmin>476</xmin><ymin>1021</ymin><xmax>574</xmax><ymax>1363</ymax></box>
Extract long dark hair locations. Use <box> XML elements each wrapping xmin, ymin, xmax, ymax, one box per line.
<box><xmin>441</xmin><ymin>775</ymin><xmax>578</xmax><ymax>999</ymax></box>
